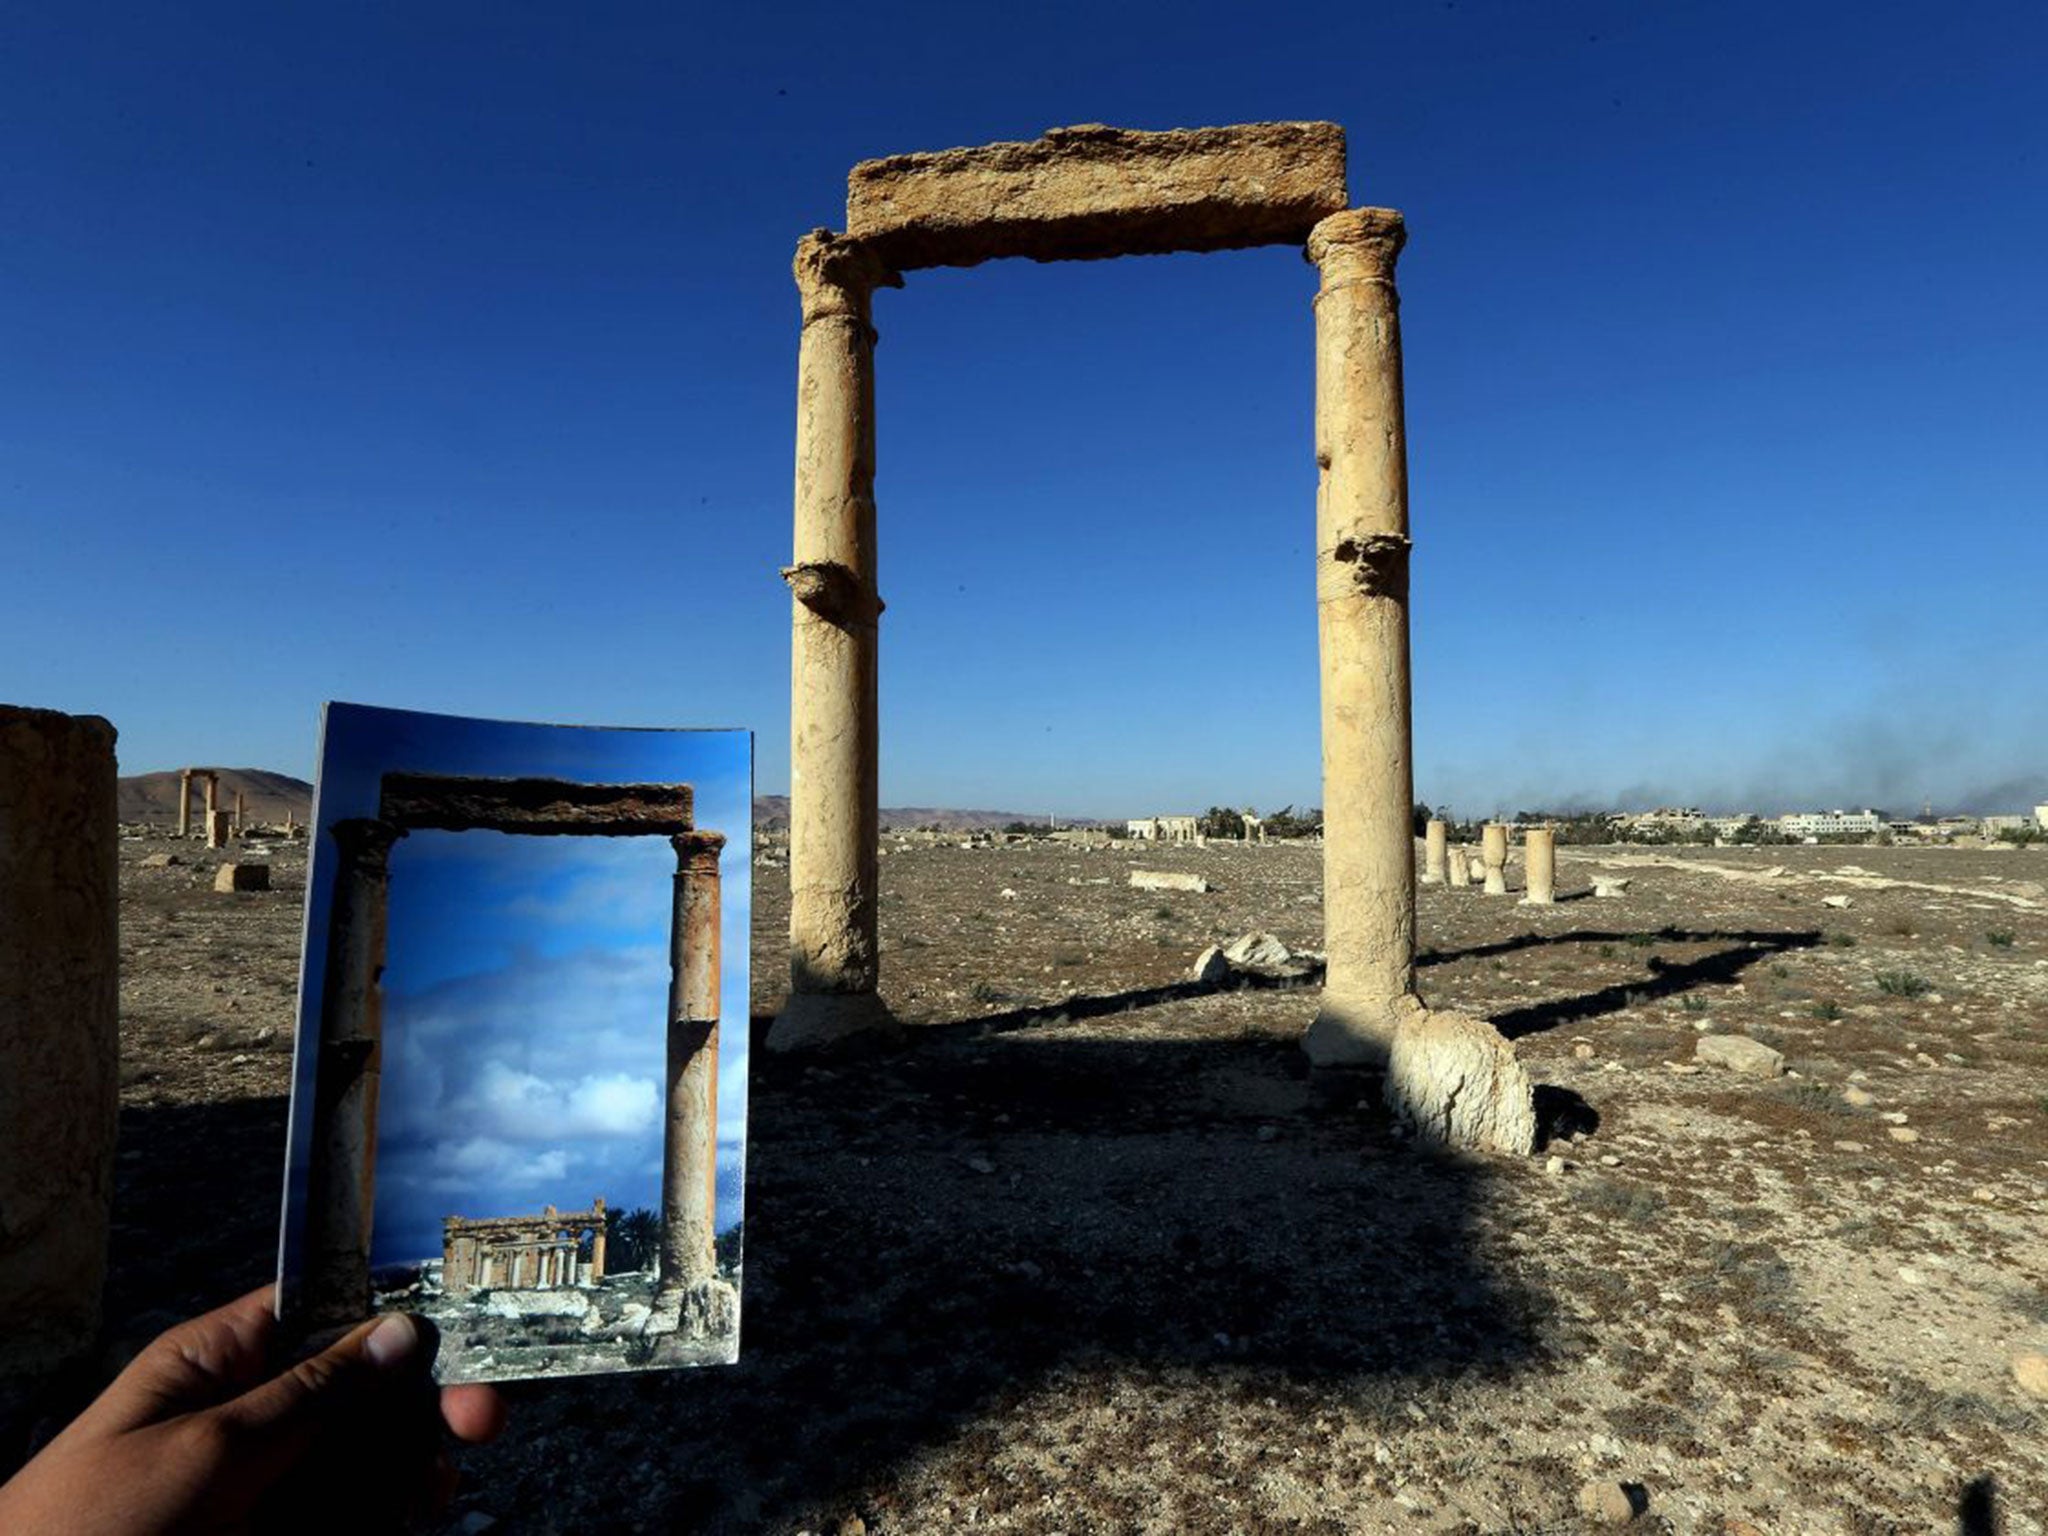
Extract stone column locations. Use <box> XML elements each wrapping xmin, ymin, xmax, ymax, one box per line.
<box><xmin>658</xmin><ymin>832</ymin><xmax>724</xmax><ymax>1302</ymax></box>
<box><xmin>1482</xmin><ymin>823</ymin><xmax>1509</xmax><ymax>895</ymax></box>
<box><xmin>1301</xmin><ymin>208</ymin><xmax>1425</xmax><ymax>1068</ymax></box>
<box><xmin>206</xmin><ymin>809</ymin><xmax>231</xmax><ymax>849</ymax></box>
<box><xmin>1421</xmin><ymin>818</ymin><xmax>1447</xmax><ymax>884</ymax></box>
<box><xmin>1523</xmin><ymin>827</ymin><xmax>1557</xmax><ymax>905</ymax></box>
<box><xmin>771</xmin><ymin>231</ymin><xmax>901</xmax><ymax>1054</ymax></box>
<box><xmin>233</xmin><ymin>789</ymin><xmax>245</xmax><ymax>834</ymax></box>
<box><xmin>178</xmin><ymin>769</ymin><xmax>193</xmax><ymax>838</ymax></box>
<box><xmin>1447</xmin><ymin>846</ymin><xmax>1470</xmax><ymax>888</ymax></box>
<box><xmin>300</xmin><ymin>817</ymin><xmax>404</xmax><ymax>1329</ymax></box>
<box><xmin>591</xmin><ymin>1220</ymin><xmax>607</xmax><ymax>1283</ymax></box>
<box><xmin>0</xmin><ymin>707</ymin><xmax>118</xmax><ymax>1400</ymax></box>
<box><xmin>202</xmin><ymin>772</ymin><xmax>218</xmax><ymax>824</ymax></box>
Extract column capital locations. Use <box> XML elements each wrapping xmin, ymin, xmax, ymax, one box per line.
<box><xmin>1305</xmin><ymin>207</ymin><xmax>1406</xmax><ymax>285</ymax></box>
<box><xmin>671</xmin><ymin>830</ymin><xmax>727</xmax><ymax>875</ymax></box>
<box><xmin>330</xmin><ymin>817</ymin><xmax>406</xmax><ymax>870</ymax></box>
<box><xmin>793</xmin><ymin>229</ymin><xmax>901</xmax><ymax>325</ymax></box>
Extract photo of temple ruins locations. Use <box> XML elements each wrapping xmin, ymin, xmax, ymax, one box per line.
<box><xmin>275</xmin><ymin>704</ymin><xmax>751</xmax><ymax>1383</ymax></box>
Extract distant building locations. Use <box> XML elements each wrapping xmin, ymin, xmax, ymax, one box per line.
<box><xmin>1776</xmin><ymin>809</ymin><xmax>1885</xmax><ymax>839</ymax></box>
<box><xmin>1981</xmin><ymin>815</ymin><xmax>2033</xmax><ymax>837</ymax></box>
<box><xmin>2036</xmin><ymin>804</ymin><xmax>2048</xmax><ymax>831</ymax></box>
<box><xmin>1127</xmin><ymin>816</ymin><xmax>1198</xmax><ymax>842</ymax></box>
<box><xmin>1620</xmin><ymin>807</ymin><xmax>1707</xmax><ymax>836</ymax></box>
<box><xmin>1707</xmin><ymin>814</ymin><xmax>1761</xmax><ymax>839</ymax></box>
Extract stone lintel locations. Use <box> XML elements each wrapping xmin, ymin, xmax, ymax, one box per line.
<box><xmin>379</xmin><ymin>774</ymin><xmax>693</xmax><ymax>835</ymax></box>
<box><xmin>846</xmin><ymin>121</ymin><xmax>1349</xmax><ymax>270</ymax></box>
<box><xmin>445</xmin><ymin>1207</ymin><xmax>605</xmax><ymax>1237</ymax></box>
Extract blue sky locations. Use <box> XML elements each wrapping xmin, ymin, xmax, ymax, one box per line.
<box><xmin>280</xmin><ymin>704</ymin><xmax>750</xmax><ymax>1269</ymax></box>
<box><xmin>6</xmin><ymin>2</ymin><xmax>2044</xmax><ymax>817</ymax></box>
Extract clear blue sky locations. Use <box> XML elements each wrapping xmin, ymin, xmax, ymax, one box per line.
<box><xmin>280</xmin><ymin>704</ymin><xmax>749</xmax><ymax>1270</ymax></box>
<box><xmin>7</xmin><ymin>2</ymin><xmax>2043</xmax><ymax>818</ymax></box>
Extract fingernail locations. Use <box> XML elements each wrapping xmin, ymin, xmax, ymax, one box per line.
<box><xmin>364</xmin><ymin>1313</ymin><xmax>419</xmax><ymax>1371</ymax></box>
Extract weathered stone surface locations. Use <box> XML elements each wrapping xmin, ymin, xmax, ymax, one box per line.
<box><xmin>1594</xmin><ymin>876</ymin><xmax>1632</xmax><ymax>898</ymax></box>
<box><xmin>1382</xmin><ymin>1010</ymin><xmax>1537</xmax><ymax>1156</ymax></box>
<box><xmin>213</xmin><ymin>861</ymin><xmax>270</xmax><ymax>892</ymax></box>
<box><xmin>140</xmin><ymin>851</ymin><xmax>180</xmax><ymax>868</ymax></box>
<box><xmin>0</xmin><ymin>705</ymin><xmax>119</xmax><ymax>1386</ymax></box>
<box><xmin>1189</xmin><ymin>946</ymin><xmax>1229</xmax><ymax>984</ymax></box>
<box><xmin>846</xmin><ymin>122</ymin><xmax>1348</xmax><ymax>270</ymax></box>
<box><xmin>480</xmin><ymin>1289</ymin><xmax>590</xmax><ymax>1319</ymax></box>
<box><xmin>2013</xmin><ymin>1352</ymin><xmax>2048</xmax><ymax>1400</ymax></box>
<box><xmin>380</xmin><ymin>774</ymin><xmax>693</xmax><ymax>835</ymax></box>
<box><xmin>1221</xmin><ymin>931</ymin><xmax>1291</xmax><ymax>971</ymax></box>
<box><xmin>1576</xmin><ymin>1479</ymin><xmax>1640</xmax><ymax>1524</ymax></box>
<box><xmin>1130</xmin><ymin>870</ymin><xmax>1209</xmax><ymax>893</ymax></box>
<box><xmin>1694</xmin><ymin>1034</ymin><xmax>1785</xmax><ymax>1077</ymax></box>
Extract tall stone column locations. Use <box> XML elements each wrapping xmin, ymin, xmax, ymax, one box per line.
<box><xmin>1482</xmin><ymin>823</ymin><xmax>1509</xmax><ymax>895</ymax></box>
<box><xmin>177</xmin><ymin>769</ymin><xmax>193</xmax><ymax>838</ymax></box>
<box><xmin>771</xmin><ymin>231</ymin><xmax>901</xmax><ymax>1053</ymax></box>
<box><xmin>1522</xmin><ymin>827</ymin><xmax>1557</xmax><ymax>905</ymax></box>
<box><xmin>202</xmin><ymin>772</ymin><xmax>218</xmax><ymax>824</ymax></box>
<box><xmin>658</xmin><ymin>832</ymin><xmax>724</xmax><ymax>1302</ymax></box>
<box><xmin>1421</xmin><ymin>818</ymin><xmax>1447</xmax><ymax>884</ymax></box>
<box><xmin>0</xmin><ymin>707</ymin><xmax>118</xmax><ymax>1403</ymax></box>
<box><xmin>300</xmin><ymin>817</ymin><xmax>404</xmax><ymax>1329</ymax></box>
<box><xmin>1302</xmin><ymin>208</ymin><xmax>1425</xmax><ymax>1068</ymax></box>
<box><xmin>234</xmin><ymin>789</ymin><xmax>245</xmax><ymax>834</ymax></box>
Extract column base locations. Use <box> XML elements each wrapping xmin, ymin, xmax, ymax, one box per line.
<box><xmin>1518</xmin><ymin>895</ymin><xmax>1555</xmax><ymax>907</ymax></box>
<box><xmin>1303</xmin><ymin>989</ymin><xmax>1427</xmax><ymax>1069</ymax></box>
<box><xmin>765</xmin><ymin>988</ymin><xmax>900</xmax><ymax>1054</ymax></box>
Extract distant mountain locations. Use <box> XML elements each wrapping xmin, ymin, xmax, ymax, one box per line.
<box><xmin>120</xmin><ymin>768</ymin><xmax>313</xmax><ymax>826</ymax></box>
<box><xmin>751</xmin><ymin>795</ymin><xmax>1105</xmax><ymax>832</ymax></box>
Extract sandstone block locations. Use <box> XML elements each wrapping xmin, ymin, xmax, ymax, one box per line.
<box><xmin>1694</xmin><ymin>1034</ymin><xmax>1785</xmax><ymax>1077</ymax></box>
<box><xmin>213</xmin><ymin>862</ymin><xmax>270</xmax><ymax>892</ymax></box>
<box><xmin>1189</xmin><ymin>946</ymin><xmax>1229</xmax><ymax>984</ymax></box>
<box><xmin>0</xmin><ymin>705</ymin><xmax>119</xmax><ymax>1388</ymax></box>
<box><xmin>1383</xmin><ymin>1010</ymin><xmax>1537</xmax><ymax>1156</ymax></box>
<box><xmin>1221</xmin><ymin>931</ymin><xmax>1292</xmax><ymax>971</ymax></box>
<box><xmin>1593</xmin><ymin>877</ymin><xmax>1631</xmax><ymax>898</ymax></box>
<box><xmin>2013</xmin><ymin>1352</ymin><xmax>2048</xmax><ymax>1400</ymax></box>
<box><xmin>1130</xmin><ymin>870</ymin><xmax>1209</xmax><ymax>893</ymax></box>
<box><xmin>846</xmin><ymin>122</ymin><xmax>1349</xmax><ymax>270</ymax></box>
<box><xmin>140</xmin><ymin>852</ymin><xmax>180</xmax><ymax>868</ymax></box>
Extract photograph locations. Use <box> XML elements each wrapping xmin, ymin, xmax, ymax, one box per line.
<box><xmin>276</xmin><ymin>703</ymin><xmax>750</xmax><ymax>1383</ymax></box>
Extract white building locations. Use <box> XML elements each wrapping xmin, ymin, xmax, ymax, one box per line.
<box><xmin>1776</xmin><ymin>809</ymin><xmax>1885</xmax><ymax>839</ymax></box>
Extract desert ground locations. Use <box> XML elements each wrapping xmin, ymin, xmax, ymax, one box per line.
<box><xmin>88</xmin><ymin>829</ymin><xmax>2048</xmax><ymax>1533</ymax></box>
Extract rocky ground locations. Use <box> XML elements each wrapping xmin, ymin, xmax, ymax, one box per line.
<box><xmin>67</xmin><ymin>830</ymin><xmax>2048</xmax><ymax>1532</ymax></box>
<box><xmin>373</xmin><ymin>1265</ymin><xmax>741</xmax><ymax>1385</ymax></box>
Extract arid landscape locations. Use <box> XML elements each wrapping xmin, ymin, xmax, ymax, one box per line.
<box><xmin>98</xmin><ymin>825</ymin><xmax>2046</xmax><ymax>1533</ymax></box>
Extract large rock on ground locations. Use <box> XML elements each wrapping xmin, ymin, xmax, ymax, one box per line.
<box><xmin>1189</xmin><ymin>946</ymin><xmax>1229</xmax><ymax>984</ymax></box>
<box><xmin>1221</xmin><ymin>931</ymin><xmax>1291</xmax><ymax>972</ymax></box>
<box><xmin>1383</xmin><ymin>1011</ymin><xmax>1537</xmax><ymax>1156</ymax></box>
<box><xmin>480</xmin><ymin>1289</ymin><xmax>590</xmax><ymax>1319</ymax></box>
<box><xmin>1130</xmin><ymin>870</ymin><xmax>1208</xmax><ymax>893</ymax></box>
<box><xmin>1694</xmin><ymin>1034</ymin><xmax>1785</xmax><ymax>1077</ymax></box>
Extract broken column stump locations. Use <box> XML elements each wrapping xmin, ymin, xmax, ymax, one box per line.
<box><xmin>0</xmin><ymin>705</ymin><xmax>120</xmax><ymax>1403</ymax></box>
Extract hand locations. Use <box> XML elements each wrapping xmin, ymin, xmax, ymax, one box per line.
<box><xmin>0</xmin><ymin>1286</ymin><xmax>506</xmax><ymax>1534</ymax></box>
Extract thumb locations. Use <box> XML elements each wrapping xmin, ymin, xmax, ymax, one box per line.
<box><xmin>213</xmin><ymin>1312</ymin><xmax>428</xmax><ymax>1460</ymax></box>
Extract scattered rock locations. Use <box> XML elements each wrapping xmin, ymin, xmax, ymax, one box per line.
<box><xmin>1842</xmin><ymin>1086</ymin><xmax>1875</xmax><ymax>1107</ymax></box>
<box><xmin>1576</xmin><ymin>1478</ymin><xmax>1638</xmax><ymax>1524</ymax></box>
<box><xmin>1593</xmin><ymin>877</ymin><xmax>1631</xmax><ymax>899</ymax></box>
<box><xmin>1572</xmin><ymin>1042</ymin><xmax>1596</xmax><ymax>1060</ymax></box>
<box><xmin>1822</xmin><ymin>894</ymin><xmax>1854</xmax><ymax>909</ymax></box>
<box><xmin>1694</xmin><ymin>1034</ymin><xmax>1785</xmax><ymax>1077</ymax></box>
<box><xmin>1545</xmin><ymin>1155</ymin><xmax>1566</xmax><ymax>1176</ymax></box>
<box><xmin>1888</xmin><ymin>1126</ymin><xmax>1921</xmax><ymax>1143</ymax></box>
<box><xmin>1255</xmin><ymin>1124</ymin><xmax>1279</xmax><ymax>1143</ymax></box>
<box><xmin>1189</xmin><ymin>946</ymin><xmax>1229</xmax><ymax>984</ymax></box>
<box><xmin>1383</xmin><ymin>1010</ymin><xmax>1537</xmax><ymax>1156</ymax></box>
<box><xmin>213</xmin><ymin>862</ymin><xmax>269</xmax><ymax>892</ymax></box>
<box><xmin>1833</xmin><ymin>1140</ymin><xmax>1867</xmax><ymax>1152</ymax></box>
<box><xmin>1220</xmin><ymin>931</ymin><xmax>1291</xmax><ymax>971</ymax></box>
<box><xmin>480</xmin><ymin>1289</ymin><xmax>590</xmax><ymax>1319</ymax></box>
<box><xmin>2013</xmin><ymin>1353</ymin><xmax>2048</xmax><ymax>1400</ymax></box>
<box><xmin>1880</xmin><ymin>1110</ymin><xmax>1909</xmax><ymax>1125</ymax></box>
<box><xmin>1130</xmin><ymin>870</ymin><xmax>1208</xmax><ymax>893</ymax></box>
<box><xmin>838</xmin><ymin>1517</ymin><xmax>868</xmax><ymax>1536</ymax></box>
<box><xmin>964</xmin><ymin>1155</ymin><xmax>996</xmax><ymax>1175</ymax></box>
<box><xmin>140</xmin><ymin>852</ymin><xmax>181</xmax><ymax>868</ymax></box>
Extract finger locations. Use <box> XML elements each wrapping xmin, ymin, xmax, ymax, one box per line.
<box><xmin>438</xmin><ymin>1382</ymin><xmax>507</xmax><ymax>1444</ymax></box>
<box><xmin>212</xmin><ymin>1311</ymin><xmax>429</xmax><ymax>1472</ymax></box>
<box><xmin>87</xmin><ymin>1285</ymin><xmax>284</xmax><ymax>1431</ymax></box>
